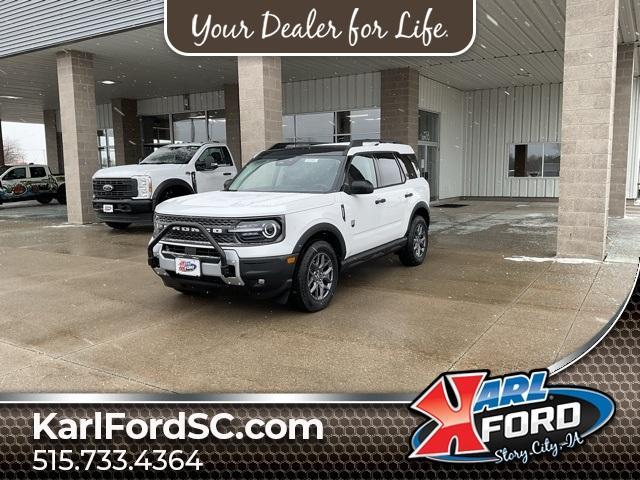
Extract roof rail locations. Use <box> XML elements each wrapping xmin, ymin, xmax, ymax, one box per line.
<box><xmin>346</xmin><ymin>139</ymin><xmax>402</xmax><ymax>149</ymax></box>
<box><xmin>269</xmin><ymin>142</ymin><xmax>322</xmax><ymax>150</ymax></box>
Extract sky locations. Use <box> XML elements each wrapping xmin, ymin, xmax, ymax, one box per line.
<box><xmin>1</xmin><ymin>121</ymin><xmax>47</xmax><ymax>164</ymax></box>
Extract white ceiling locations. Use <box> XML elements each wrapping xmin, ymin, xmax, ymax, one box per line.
<box><xmin>0</xmin><ymin>0</ymin><xmax>638</xmax><ymax>124</ymax></box>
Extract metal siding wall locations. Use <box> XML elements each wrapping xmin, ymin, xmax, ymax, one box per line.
<box><xmin>463</xmin><ymin>84</ymin><xmax>563</xmax><ymax>198</ymax></box>
<box><xmin>283</xmin><ymin>73</ymin><xmax>381</xmax><ymax>114</ymax></box>
<box><xmin>0</xmin><ymin>0</ymin><xmax>164</xmax><ymax>58</ymax></box>
<box><xmin>137</xmin><ymin>93</ymin><xmax>225</xmax><ymax>116</ymax></box>
<box><xmin>627</xmin><ymin>78</ymin><xmax>640</xmax><ymax>200</ymax></box>
<box><xmin>418</xmin><ymin>76</ymin><xmax>465</xmax><ymax>199</ymax></box>
<box><xmin>95</xmin><ymin>103</ymin><xmax>112</xmax><ymax>130</ymax></box>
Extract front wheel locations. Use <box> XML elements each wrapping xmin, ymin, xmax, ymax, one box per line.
<box><xmin>399</xmin><ymin>216</ymin><xmax>428</xmax><ymax>266</ymax></box>
<box><xmin>106</xmin><ymin>222</ymin><xmax>131</xmax><ymax>230</ymax></box>
<box><xmin>290</xmin><ymin>240</ymin><xmax>339</xmax><ymax>312</ymax></box>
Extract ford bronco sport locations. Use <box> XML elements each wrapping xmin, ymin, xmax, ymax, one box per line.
<box><xmin>148</xmin><ymin>141</ymin><xmax>430</xmax><ymax>312</ymax></box>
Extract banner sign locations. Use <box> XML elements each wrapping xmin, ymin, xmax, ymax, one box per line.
<box><xmin>164</xmin><ymin>0</ymin><xmax>476</xmax><ymax>56</ymax></box>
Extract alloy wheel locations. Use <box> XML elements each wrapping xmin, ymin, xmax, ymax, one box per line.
<box><xmin>413</xmin><ymin>223</ymin><xmax>427</xmax><ymax>258</ymax></box>
<box><xmin>307</xmin><ymin>251</ymin><xmax>334</xmax><ymax>301</ymax></box>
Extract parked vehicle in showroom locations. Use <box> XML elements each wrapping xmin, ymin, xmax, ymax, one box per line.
<box><xmin>92</xmin><ymin>142</ymin><xmax>236</xmax><ymax>229</ymax></box>
<box><xmin>0</xmin><ymin>164</ymin><xmax>66</xmax><ymax>205</ymax></box>
<box><xmin>148</xmin><ymin>140</ymin><xmax>430</xmax><ymax>312</ymax></box>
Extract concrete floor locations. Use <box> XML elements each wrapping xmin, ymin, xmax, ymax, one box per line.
<box><xmin>0</xmin><ymin>199</ymin><xmax>638</xmax><ymax>393</ymax></box>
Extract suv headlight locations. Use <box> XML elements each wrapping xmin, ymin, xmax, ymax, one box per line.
<box><xmin>230</xmin><ymin>219</ymin><xmax>283</xmax><ymax>243</ymax></box>
<box><xmin>152</xmin><ymin>213</ymin><xmax>164</xmax><ymax>238</ymax></box>
<box><xmin>133</xmin><ymin>175</ymin><xmax>153</xmax><ymax>199</ymax></box>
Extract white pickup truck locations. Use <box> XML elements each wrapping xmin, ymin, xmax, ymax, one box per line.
<box><xmin>0</xmin><ymin>164</ymin><xmax>66</xmax><ymax>205</ymax></box>
<box><xmin>92</xmin><ymin>142</ymin><xmax>236</xmax><ymax>229</ymax></box>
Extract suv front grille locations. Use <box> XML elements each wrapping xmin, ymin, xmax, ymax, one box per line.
<box><xmin>155</xmin><ymin>214</ymin><xmax>240</xmax><ymax>245</ymax></box>
<box><xmin>93</xmin><ymin>178</ymin><xmax>137</xmax><ymax>200</ymax></box>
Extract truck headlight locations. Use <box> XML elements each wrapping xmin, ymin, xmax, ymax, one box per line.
<box><xmin>230</xmin><ymin>219</ymin><xmax>283</xmax><ymax>243</ymax></box>
<box><xmin>133</xmin><ymin>175</ymin><xmax>153</xmax><ymax>199</ymax></box>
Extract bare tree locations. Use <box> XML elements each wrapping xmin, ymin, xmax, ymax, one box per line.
<box><xmin>3</xmin><ymin>139</ymin><xmax>26</xmax><ymax>165</ymax></box>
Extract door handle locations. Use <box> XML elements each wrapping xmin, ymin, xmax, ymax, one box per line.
<box><xmin>405</xmin><ymin>193</ymin><xmax>414</xmax><ymax>198</ymax></box>
<box><xmin>223</xmin><ymin>172</ymin><xmax>232</xmax><ymax>176</ymax></box>
<box><xmin>375</xmin><ymin>198</ymin><xmax>386</xmax><ymax>205</ymax></box>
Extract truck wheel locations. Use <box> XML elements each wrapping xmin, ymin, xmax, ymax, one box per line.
<box><xmin>56</xmin><ymin>186</ymin><xmax>66</xmax><ymax>205</ymax></box>
<box><xmin>36</xmin><ymin>195</ymin><xmax>53</xmax><ymax>204</ymax></box>
<box><xmin>290</xmin><ymin>240</ymin><xmax>339</xmax><ymax>312</ymax></box>
<box><xmin>399</xmin><ymin>216</ymin><xmax>428</xmax><ymax>267</ymax></box>
<box><xmin>106</xmin><ymin>222</ymin><xmax>131</xmax><ymax>230</ymax></box>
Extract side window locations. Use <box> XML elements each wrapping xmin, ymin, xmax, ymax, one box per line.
<box><xmin>376</xmin><ymin>154</ymin><xmax>403</xmax><ymax>187</ymax></box>
<box><xmin>29</xmin><ymin>166</ymin><xmax>47</xmax><ymax>178</ymax></box>
<box><xmin>348</xmin><ymin>155</ymin><xmax>378</xmax><ymax>188</ymax></box>
<box><xmin>398</xmin><ymin>154</ymin><xmax>419</xmax><ymax>180</ymax></box>
<box><xmin>199</xmin><ymin>147</ymin><xmax>232</xmax><ymax>169</ymax></box>
<box><xmin>4</xmin><ymin>167</ymin><xmax>26</xmax><ymax>181</ymax></box>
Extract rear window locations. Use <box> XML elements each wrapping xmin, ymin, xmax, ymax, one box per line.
<box><xmin>398</xmin><ymin>154</ymin><xmax>419</xmax><ymax>179</ymax></box>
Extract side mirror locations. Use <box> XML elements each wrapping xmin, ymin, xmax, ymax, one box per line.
<box><xmin>347</xmin><ymin>180</ymin><xmax>374</xmax><ymax>195</ymax></box>
<box><xmin>223</xmin><ymin>179</ymin><xmax>234</xmax><ymax>190</ymax></box>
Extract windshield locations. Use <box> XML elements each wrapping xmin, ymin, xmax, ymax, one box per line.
<box><xmin>140</xmin><ymin>146</ymin><xmax>200</xmax><ymax>165</ymax></box>
<box><xmin>228</xmin><ymin>152</ymin><xmax>344</xmax><ymax>193</ymax></box>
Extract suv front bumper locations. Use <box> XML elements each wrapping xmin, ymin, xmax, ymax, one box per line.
<box><xmin>148</xmin><ymin>222</ymin><xmax>296</xmax><ymax>297</ymax></box>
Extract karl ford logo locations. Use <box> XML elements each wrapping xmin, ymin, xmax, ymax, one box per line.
<box><xmin>164</xmin><ymin>0</ymin><xmax>476</xmax><ymax>56</ymax></box>
<box><xmin>409</xmin><ymin>370</ymin><xmax>615</xmax><ymax>464</ymax></box>
<box><xmin>102</xmin><ymin>184</ymin><xmax>114</xmax><ymax>192</ymax></box>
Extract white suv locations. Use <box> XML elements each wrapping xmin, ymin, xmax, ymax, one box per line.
<box><xmin>148</xmin><ymin>141</ymin><xmax>430</xmax><ymax>312</ymax></box>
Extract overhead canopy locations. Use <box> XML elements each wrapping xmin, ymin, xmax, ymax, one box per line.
<box><xmin>0</xmin><ymin>0</ymin><xmax>639</xmax><ymax>123</ymax></box>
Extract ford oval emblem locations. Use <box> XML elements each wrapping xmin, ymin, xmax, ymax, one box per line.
<box><xmin>102</xmin><ymin>184</ymin><xmax>114</xmax><ymax>192</ymax></box>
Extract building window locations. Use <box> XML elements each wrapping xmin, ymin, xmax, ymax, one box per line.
<box><xmin>140</xmin><ymin>115</ymin><xmax>171</xmax><ymax>157</ymax></box>
<box><xmin>207</xmin><ymin>110</ymin><xmax>227</xmax><ymax>143</ymax></box>
<box><xmin>97</xmin><ymin>129</ymin><xmax>116</xmax><ymax>169</ymax></box>
<box><xmin>508</xmin><ymin>143</ymin><xmax>561</xmax><ymax>178</ymax></box>
<box><xmin>419</xmin><ymin>111</ymin><xmax>439</xmax><ymax>143</ymax></box>
<box><xmin>282</xmin><ymin>109</ymin><xmax>381</xmax><ymax>143</ymax></box>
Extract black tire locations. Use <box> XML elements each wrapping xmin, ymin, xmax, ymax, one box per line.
<box><xmin>36</xmin><ymin>195</ymin><xmax>53</xmax><ymax>204</ymax></box>
<box><xmin>106</xmin><ymin>222</ymin><xmax>131</xmax><ymax>230</ymax></box>
<box><xmin>154</xmin><ymin>186</ymin><xmax>191</xmax><ymax>208</ymax></box>
<box><xmin>399</xmin><ymin>216</ymin><xmax>429</xmax><ymax>267</ymax></box>
<box><xmin>56</xmin><ymin>185</ymin><xmax>66</xmax><ymax>205</ymax></box>
<box><xmin>290</xmin><ymin>240</ymin><xmax>339</xmax><ymax>312</ymax></box>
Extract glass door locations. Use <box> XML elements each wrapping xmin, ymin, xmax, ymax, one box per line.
<box><xmin>418</xmin><ymin>110</ymin><xmax>440</xmax><ymax>201</ymax></box>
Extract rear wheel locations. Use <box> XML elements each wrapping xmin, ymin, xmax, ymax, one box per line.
<box><xmin>56</xmin><ymin>185</ymin><xmax>66</xmax><ymax>205</ymax></box>
<box><xmin>399</xmin><ymin>216</ymin><xmax>428</xmax><ymax>266</ymax></box>
<box><xmin>290</xmin><ymin>240</ymin><xmax>339</xmax><ymax>312</ymax></box>
<box><xmin>154</xmin><ymin>186</ymin><xmax>191</xmax><ymax>207</ymax></box>
<box><xmin>106</xmin><ymin>222</ymin><xmax>131</xmax><ymax>230</ymax></box>
<box><xmin>36</xmin><ymin>195</ymin><xmax>53</xmax><ymax>204</ymax></box>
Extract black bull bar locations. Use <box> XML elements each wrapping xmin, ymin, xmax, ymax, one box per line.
<box><xmin>147</xmin><ymin>222</ymin><xmax>231</xmax><ymax>275</ymax></box>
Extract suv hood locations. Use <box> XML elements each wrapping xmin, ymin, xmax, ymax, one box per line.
<box><xmin>93</xmin><ymin>164</ymin><xmax>184</xmax><ymax>178</ymax></box>
<box><xmin>155</xmin><ymin>191</ymin><xmax>336</xmax><ymax>217</ymax></box>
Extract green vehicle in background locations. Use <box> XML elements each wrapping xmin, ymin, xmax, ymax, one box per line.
<box><xmin>0</xmin><ymin>164</ymin><xmax>66</xmax><ymax>205</ymax></box>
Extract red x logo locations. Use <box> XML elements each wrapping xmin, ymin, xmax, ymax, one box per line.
<box><xmin>410</xmin><ymin>372</ymin><xmax>488</xmax><ymax>458</ymax></box>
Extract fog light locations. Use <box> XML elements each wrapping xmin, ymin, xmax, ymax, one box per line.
<box><xmin>257</xmin><ymin>279</ymin><xmax>266</xmax><ymax>286</ymax></box>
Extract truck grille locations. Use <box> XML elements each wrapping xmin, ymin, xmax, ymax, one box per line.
<box><xmin>93</xmin><ymin>178</ymin><xmax>137</xmax><ymax>200</ymax></box>
<box><xmin>155</xmin><ymin>214</ymin><xmax>239</xmax><ymax>245</ymax></box>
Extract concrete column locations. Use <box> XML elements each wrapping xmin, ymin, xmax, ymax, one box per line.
<box><xmin>43</xmin><ymin>109</ymin><xmax>60</xmax><ymax>172</ymax></box>
<box><xmin>111</xmin><ymin>98</ymin><xmax>139</xmax><ymax>165</ymax></box>
<box><xmin>380</xmin><ymin>68</ymin><xmax>419</xmax><ymax>154</ymax></box>
<box><xmin>224</xmin><ymin>84</ymin><xmax>242</xmax><ymax>167</ymax></box>
<box><xmin>609</xmin><ymin>44</ymin><xmax>635</xmax><ymax>218</ymax></box>
<box><xmin>556</xmin><ymin>0</ymin><xmax>619</xmax><ymax>260</ymax></box>
<box><xmin>56</xmin><ymin>50</ymin><xmax>99</xmax><ymax>224</ymax></box>
<box><xmin>238</xmin><ymin>57</ymin><xmax>282</xmax><ymax>165</ymax></box>
<box><xmin>0</xmin><ymin>120</ymin><xmax>5</xmax><ymax>166</ymax></box>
